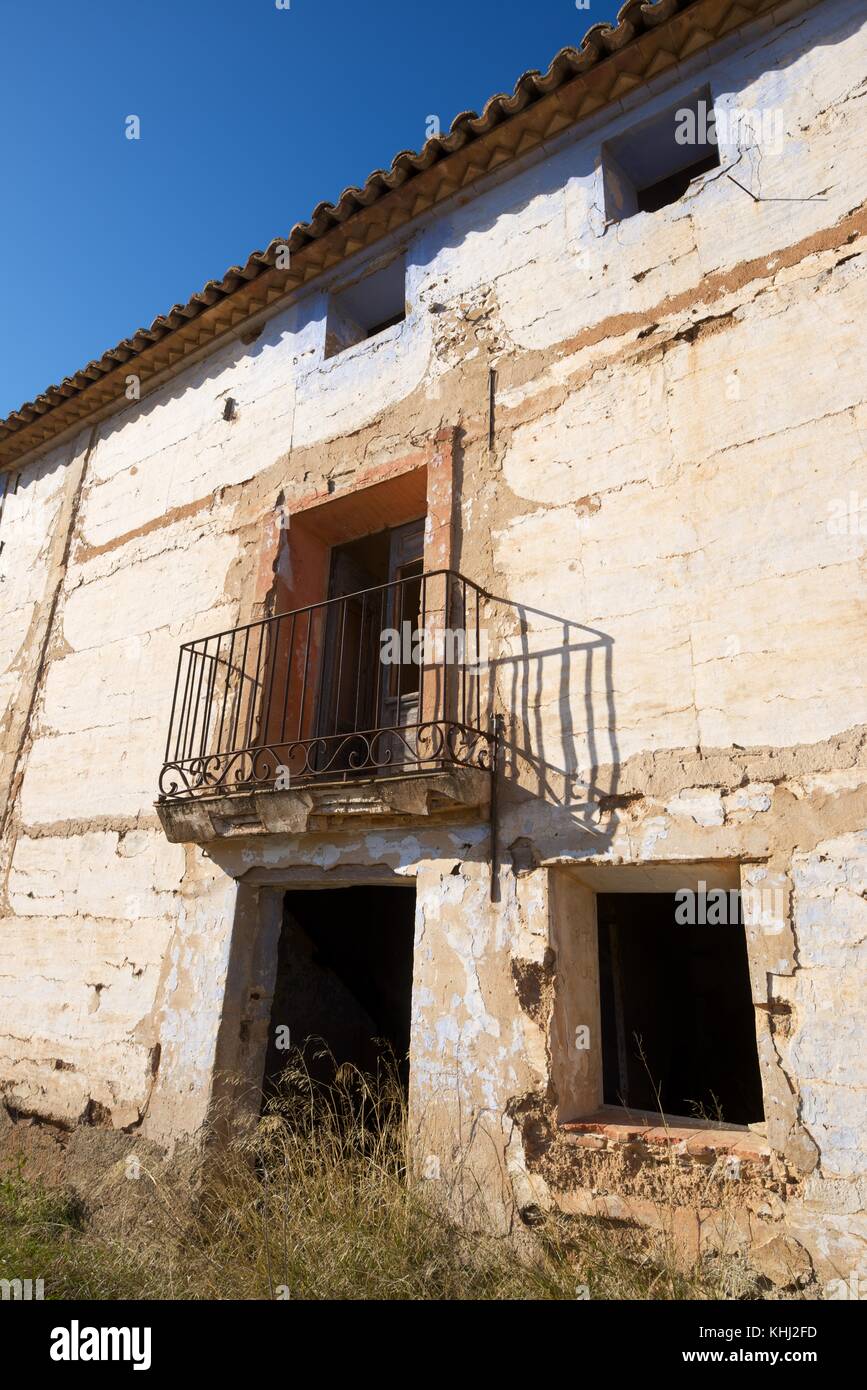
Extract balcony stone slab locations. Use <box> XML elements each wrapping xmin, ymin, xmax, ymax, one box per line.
<box><xmin>156</xmin><ymin>766</ymin><xmax>491</xmax><ymax>844</ymax></box>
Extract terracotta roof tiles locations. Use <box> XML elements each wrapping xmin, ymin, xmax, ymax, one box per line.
<box><xmin>0</xmin><ymin>0</ymin><xmax>789</xmax><ymax>466</ymax></box>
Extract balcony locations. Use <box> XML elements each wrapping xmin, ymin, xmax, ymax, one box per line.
<box><xmin>157</xmin><ymin>569</ymin><xmax>497</xmax><ymax>842</ymax></box>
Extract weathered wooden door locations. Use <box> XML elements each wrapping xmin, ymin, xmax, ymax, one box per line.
<box><xmin>316</xmin><ymin>549</ymin><xmax>382</xmax><ymax>772</ymax></box>
<box><xmin>379</xmin><ymin>519</ymin><xmax>425</xmax><ymax>759</ymax></box>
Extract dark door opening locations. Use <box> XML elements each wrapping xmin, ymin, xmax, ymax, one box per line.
<box><xmin>597</xmin><ymin>892</ymin><xmax>764</xmax><ymax>1125</ymax></box>
<box><xmin>262</xmin><ymin>885</ymin><xmax>416</xmax><ymax>1102</ymax></box>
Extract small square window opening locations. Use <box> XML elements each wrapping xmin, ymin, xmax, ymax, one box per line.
<box><xmin>602</xmin><ymin>86</ymin><xmax>720</xmax><ymax>223</ymax></box>
<box><xmin>325</xmin><ymin>256</ymin><xmax>407</xmax><ymax>359</ymax></box>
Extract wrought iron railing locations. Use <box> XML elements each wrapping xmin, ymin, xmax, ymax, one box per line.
<box><xmin>158</xmin><ymin>569</ymin><xmax>495</xmax><ymax>801</ymax></box>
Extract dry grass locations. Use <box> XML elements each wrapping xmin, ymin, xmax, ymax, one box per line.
<box><xmin>0</xmin><ymin>1052</ymin><xmax>777</xmax><ymax>1301</ymax></box>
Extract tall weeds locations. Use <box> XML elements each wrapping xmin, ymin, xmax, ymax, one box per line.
<box><xmin>0</xmin><ymin>1051</ymin><xmax>774</xmax><ymax>1300</ymax></box>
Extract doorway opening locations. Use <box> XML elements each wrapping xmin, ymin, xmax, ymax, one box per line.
<box><xmin>596</xmin><ymin>892</ymin><xmax>764</xmax><ymax>1126</ymax></box>
<box><xmin>315</xmin><ymin>519</ymin><xmax>424</xmax><ymax>774</ymax></box>
<box><xmin>262</xmin><ymin>885</ymin><xmax>416</xmax><ymax>1103</ymax></box>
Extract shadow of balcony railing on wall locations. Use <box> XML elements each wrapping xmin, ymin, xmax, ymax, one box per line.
<box><xmin>157</xmin><ymin>570</ymin><xmax>496</xmax><ymax>802</ymax></box>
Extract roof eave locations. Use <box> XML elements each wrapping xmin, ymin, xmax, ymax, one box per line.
<box><xmin>0</xmin><ymin>0</ymin><xmax>791</xmax><ymax>470</ymax></box>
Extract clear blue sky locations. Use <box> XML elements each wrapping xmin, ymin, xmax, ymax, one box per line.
<box><xmin>0</xmin><ymin>0</ymin><xmax>621</xmax><ymax>419</ymax></box>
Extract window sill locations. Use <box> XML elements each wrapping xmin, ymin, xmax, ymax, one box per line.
<box><xmin>560</xmin><ymin>1105</ymin><xmax>770</xmax><ymax>1165</ymax></box>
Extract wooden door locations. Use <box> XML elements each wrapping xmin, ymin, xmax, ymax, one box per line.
<box><xmin>380</xmin><ymin>519</ymin><xmax>425</xmax><ymax>753</ymax></box>
<box><xmin>316</xmin><ymin>549</ymin><xmax>381</xmax><ymax>772</ymax></box>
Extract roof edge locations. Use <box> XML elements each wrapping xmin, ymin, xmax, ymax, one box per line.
<box><xmin>1</xmin><ymin>0</ymin><xmax>795</xmax><ymax>469</ymax></box>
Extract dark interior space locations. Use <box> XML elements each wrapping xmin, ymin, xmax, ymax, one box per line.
<box><xmin>636</xmin><ymin>150</ymin><xmax>720</xmax><ymax>212</ymax></box>
<box><xmin>329</xmin><ymin>527</ymin><xmax>392</xmax><ymax>590</ymax></box>
<box><xmin>367</xmin><ymin>311</ymin><xmax>405</xmax><ymax>338</ymax></box>
<box><xmin>597</xmin><ymin>892</ymin><xmax>764</xmax><ymax>1125</ymax></box>
<box><xmin>262</xmin><ymin>885</ymin><xmax>416</xmax><ymax>1101</ymax></box>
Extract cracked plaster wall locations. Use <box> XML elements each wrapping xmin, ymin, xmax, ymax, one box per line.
<box><xmin>0</xmin><ymin>0</ymin><xmax>864</xmax><ymax>1277</ymax></box>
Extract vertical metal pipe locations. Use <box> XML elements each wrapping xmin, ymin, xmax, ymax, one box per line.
<box><xmin>490</xmin><ymin>712</ymin><xmax>503</xmax><ymax>903</ymax></box>
<box><xmin>476</xmin><ymin>586</ymin><xmax>482</xmax><ymax>732</ymax></box>
<box><xmin>461</xmin><ymin>575</ymin><xmax>468</xmax><ymax>729</ymax></box>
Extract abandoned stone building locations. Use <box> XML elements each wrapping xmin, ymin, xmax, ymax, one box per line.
<box><xmin>0</xmin><ymin>0</ymin><xmax>865</xmax><ymax>1289</ymax></box>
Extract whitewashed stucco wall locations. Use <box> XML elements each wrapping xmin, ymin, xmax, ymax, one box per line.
<box><xmin>0</xmin><ymin>0</ymin><xmax>863</xmax><ymax>1273</ymax></box>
